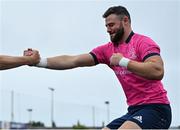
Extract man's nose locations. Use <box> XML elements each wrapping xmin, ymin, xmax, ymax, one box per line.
<box><xmin>107</xmin><ymin>27</ymin><xmax>111</xmax><ymax>34</ymax></box>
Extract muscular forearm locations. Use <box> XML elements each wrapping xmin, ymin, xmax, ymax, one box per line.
<box><xmin>47</xmin><ymin>55</ymin><xmax>78</xmax><ymax>70</ymax></box>
<box><xmin>0</xmin><ymin>56</ymin><xmax>30</xmax><ymax>70</ymax></box>
<box><xmin>127</xmin><ymin>60</ymin><xmax>164</xmax><ymax>80</ymax></box>
<box><xmin>45</xmin><ymin>54</ymin><xmax>95</xmax><ymax>70</ymax></box>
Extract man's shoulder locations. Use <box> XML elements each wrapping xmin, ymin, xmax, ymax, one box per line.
<box><xmin>102</xmin><ymin>41</ymin><xmax>113</xmax><ymax>46</ymax></box>
<box><xmin>131</xmin><ymin>33</ymin><xmax>157</xmax><ymax>46</ymax></box>
<box><xmin>133</xmin><ymin>33</ymin><xmax>153</xmax><ymax>41</ymax></box>
<box><xmin>95</xmin><ymin>42</ymin><xmax>113</xmax><ymax>49</ymax></box>
<box><xmin>133</xmin><ymin>33</ymin><xmax>159</xmax><ymax>48</ymax></box>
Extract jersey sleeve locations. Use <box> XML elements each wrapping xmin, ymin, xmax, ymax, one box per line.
<box><xmin>138</xmin><ymin>37</ymin><xmax>161</xmax><ymax>62</ymax></box>
<box><xmin>90</xmin><ymin>44</ymin><xmax>109</xmax><ymax>65</ymax></box>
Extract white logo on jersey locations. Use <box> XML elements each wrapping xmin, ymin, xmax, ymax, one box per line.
<box><xmin>133</xmin><ymin>115</ymin><xmax>143</xmax><ymax>123</ymax></box>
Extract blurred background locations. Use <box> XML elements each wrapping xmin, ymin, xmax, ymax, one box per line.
<box><xmin>0</xmin><ymin>0</ymin><xmax>180</xmax><ymax>129</ymax></box>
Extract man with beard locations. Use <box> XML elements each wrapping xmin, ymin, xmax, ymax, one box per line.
<box><xmin>25</xmin><ymin>6</ymin><xmax>171</xmax><ymax>129</ymax></box>
<box><xmin>0</xmin><ymin>49</ymin><xmax>40</xmax><ymax>70</ymax></box>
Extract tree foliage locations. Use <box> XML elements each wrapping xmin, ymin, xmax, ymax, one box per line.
<box><xmin>29</xmin><ymin>121</ymin><xmax>45</xmax><ymax>128</ymax></box>
<box><xmin>72</xmin><ymin>121</ymin><xmax>88</xmax><ymax>129</ymax></box>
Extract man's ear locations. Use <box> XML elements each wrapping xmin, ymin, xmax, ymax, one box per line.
<box><xmin>123</xmin><ymin>16</ymin><xmax>129</xmax><ymax>25</ymax></box>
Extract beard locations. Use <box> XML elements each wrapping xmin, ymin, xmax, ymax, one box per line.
<box><xmin>111</xmin><ymin>27</ymin><xmax>124</xmax><ymax>46</ymax></box>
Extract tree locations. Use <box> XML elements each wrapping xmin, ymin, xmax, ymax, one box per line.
<box><xmin>29</xmin><ymin>121</ymin><xmax>45</xmax><ymax>128</ymax></box>
<box><xmin>72</xmin><ymin>120</ymin><xmax>88</xmax><ymax>129</ymax></box>
<box><xmin>52</xmin><ymin>121</ymin><xmax>56</xmax><ymax>128</ymax></box>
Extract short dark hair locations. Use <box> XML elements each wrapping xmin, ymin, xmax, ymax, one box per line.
<box><xmin>103</xmin><ymin>6</ymin><xmax>131</xmax><ymax>23</ymax></box>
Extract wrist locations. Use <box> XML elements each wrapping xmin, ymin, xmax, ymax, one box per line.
<box><xmin>119</xmin><ymin>57</ymin><xmax>130</xmax><ymax>68</ymax></box>
<box><xmin>23</xmin><ymin>56</ymin><xmax>33</xmax><ymax>65</ymax></box>
<box><xmin>36</xmin><ymin>58</ymin><xmax>48</xmax><ymax>68</ymax></box>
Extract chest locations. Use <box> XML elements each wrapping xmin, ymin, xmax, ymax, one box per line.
<box><xmin>113</xmin><ymin>44</ymin><xmax>139</xmax><ymax>61</ymax></box>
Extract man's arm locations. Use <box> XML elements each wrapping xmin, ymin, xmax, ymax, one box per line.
<box><xmin>127</xmin><ymin>56</ymin><xmax>164</xmax><ymax>80</ymax></box>
<box><xmin>110</xmin><ymin>53</ymin><xmax>164</xmax><ymax>80</ymax></box>
<box><xmin>0</xmin><ymin>50</ymin><xmax>40</xmax><ymax>70</ymax></box>
<box><xmin>44</xmin><ymin>53</ymin><xmax>96</xmax><ymax>70</ymax></box>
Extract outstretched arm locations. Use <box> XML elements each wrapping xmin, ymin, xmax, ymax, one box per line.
<box><xmin>0</xmin><ymin>50</ymin><xmax>40</xmax><ymax>70</ymax></box>
<box><xmin>110</xmin><ymin>53</ymin><xmax>164</xmax><ymax>80</ymax></box>
<box><xmin>46</xmin><ymin>53</ymin><xmax>96</xmax><ymax>70</ymax></box>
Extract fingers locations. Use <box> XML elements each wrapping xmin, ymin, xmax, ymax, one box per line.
<box><xmin>110</xmin><ymin>53</ymin><xmax>123</xmax><ymax>66</ymax></box>
<box><xmin>24</xmin><ymin>48</ymin><xmax>41</xmax><ymax>66</ymax></box>
<box><xmin>24</xmin><ymin>48</ymin><xmax>33</xmax><ymax>56</ymax></box>
<box><xmin>24</xmin><ymin>48</ymin><xmax>39</xmax><ymax>56</ymax></box>
<box><xmin>28</xmin><ymin>48</ymin><xmax>32</xmax><ymax>51</ymax></box>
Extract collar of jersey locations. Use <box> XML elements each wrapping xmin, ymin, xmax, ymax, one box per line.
<box><xmin>125</xmin><ymin>31</ymin><xmax>134</xmax><ymax>43</ymax></box>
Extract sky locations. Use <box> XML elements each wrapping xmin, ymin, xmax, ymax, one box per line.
<box><xmin>0</xmin><ymin>0</ymin><xmax>180</xmax><ymax>127</ymax></box>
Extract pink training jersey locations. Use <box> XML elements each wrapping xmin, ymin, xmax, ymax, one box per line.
<box><xmin>90</xmin><ymin>32</ymin><xmax>170</xmax><ymax>106</ymax></box>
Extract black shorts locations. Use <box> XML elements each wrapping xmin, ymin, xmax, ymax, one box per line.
<box><xmin>106</xmin><ymin>104</ymin><xmax>172</xmax><ymax>129</ymax></box>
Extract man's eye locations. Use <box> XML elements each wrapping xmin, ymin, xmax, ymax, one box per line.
<box><xmin>109</xmin><ymin>24</ymin><xmax>114</xmax><ymax>27</ymax></box>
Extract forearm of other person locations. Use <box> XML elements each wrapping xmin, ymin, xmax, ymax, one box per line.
<box><xmin>127</xmin><ymin>56</ymin><xmax>164</xmax><ymax>80</ymax></box>
<box><xmin>0</xmin><ymin>55</ymin><xmax>38</xmax><ymax>70</ymax></box>
<box><xmin>46</xmin><ymin>53</ymin><xmax>96</xmax><ymax>70</ymax></box>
